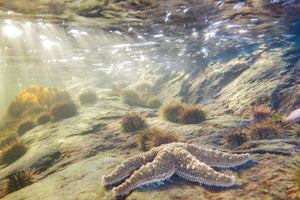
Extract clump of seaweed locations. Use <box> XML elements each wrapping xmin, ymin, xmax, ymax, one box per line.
<box><xmin>78</xmin><ymin>90</ymin><xmax>98</xmax><ymax>105</ymax></box>
<box><xmin>250</xmin><ymin>105</ymin><xmax>274</xmax><ymax>122</ymax></box>
<box><xmin>16</xmin><ymin>120</ymin><xmax>36</xmax><ymax>136</ymax></box>
<box><xmin>246</xmin><ymin>120</ymin><xmax>281</xmax><ymax>140</ymax></box>
<box><xmin>138</xmin><ymin>127</ymin><xmax>181</xmax><ymax>151</ymax></box>
<box><xmin>15</xmin><ymin>86</ymin><xmax>70</xmax><ymax>107</ymax></box>
<box><xmin>121</xmin><ymin>90</ymin><xmax>143</xmax><ymax>106</ymax></box>
<box><xmin>225</xmin><ymin>130</ymin><xmax>248</xmax><ymax>148</ymax></box>
<box><xmin>0</xmin><ymin>86</ymin><xmax>71</xmax><ymax>133</ymax></box>
<box><xmin>0</xmin><ymin>140</ymin><xmax>28</xmax><ymax>166</ymax></box>
<box><xmin>286</xmin><ymin>152</ymin><xmax>300</xmax><ymax>199</ymax></box>
<box><xmin>121</xmin><ymin>112</ymin><xmax>147</xmax><ymax>133</ymax></box>
<box><xmin>50</xmin><ymin>100</ymin><xmax>77</xmax><ymax>121</ymax></box>
<box><xmin>36</xmin><ymin>113</ymin><xmax>52</xmax><ymax>125</ymax></box>
<box><xmin>0</xmin><ymin>168</ymin><xmax>38</xmax><ymax>196</ymax></box>
<box><xmin>160</xmin><ymin>101</ymin><xmax>185</xmax><ymax>123</ymax></box>
<box><xmin>178</xmin><ymin>105</ymin><xmax>206</xmax><ymax>124</ymax></box>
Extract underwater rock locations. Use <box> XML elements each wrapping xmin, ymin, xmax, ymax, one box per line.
<box><xmin>286</xmin><ymin>109</ymin><xmax>300</xmax><ymax>122</ymax></box>
<box><xmin>0</xmin><ymin>85</ymin><xmax>297</xmax><ymax>199</ymax></box>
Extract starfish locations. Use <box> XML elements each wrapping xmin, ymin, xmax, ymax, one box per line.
<box><xmin>102</xmin><ymin>142</ymin><xmax>250</xmax><ymax>196</ymax></box>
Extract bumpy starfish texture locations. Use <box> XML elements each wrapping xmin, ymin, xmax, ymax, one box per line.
<box><xmin>102</xmin><ymin>142</ymin><xmax>250</xmax><ymax>196</ymax></box>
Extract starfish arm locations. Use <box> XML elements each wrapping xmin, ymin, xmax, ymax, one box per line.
<box><xmin>174</xmin><ymin>147</ymin><xmax>236</xmax><ymax>187</ymax></box>
<box><xmin>102</xmin><ymin>147</ymin><xmax>160</xmax><ymax>184</ymax></box>
<box><xmin>185</xmin><ymin>144</ymin><xmax>251</xmax><ymax>168</ymax></box>
<box><xmin>112</xmin><ymin>149</ymin><xmax>175</xmax><ymax>196</ymax></box>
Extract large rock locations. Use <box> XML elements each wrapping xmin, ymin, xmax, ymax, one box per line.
<box><xmin>155</xmin><ymin>45</ymin><xmax>300</xmax><ymax>117</ymax></box>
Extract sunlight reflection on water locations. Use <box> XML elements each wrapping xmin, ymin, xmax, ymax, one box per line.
<box><xmin>0</xmin><ymin>16</ymin><xmax>190</xmax><ymax>112</ymax></box>
<box><xmin>0</xmin><ymin>0</ymin><xmax>299</xmax><ymax>113</ymax></box>
<box><xmin>2</xmin><ymin>24</ymin><xmax>23</xmax><ymax>37</ymax></box>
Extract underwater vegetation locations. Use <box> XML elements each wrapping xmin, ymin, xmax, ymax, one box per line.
<box><xmin>250</xmin><ymin>105</ymin><xmax>274</xmax><ymax>122</ymax></box>
<box><xmin>121</xmin><ymin>112</ymin><xmax>147</xmax><ymax>133</ymax></box>
<box><xmin>16</xmin><ymin>120</ymin><xmax>36</xmax><ymax>136</ymax></box>
<box><xmin>0</xmin><ymin>140</ymin><xmax>28</xmax><ymax>166</ymax></box>
<box><xmin>160</xmin><ymin>101</ymin><xmax>206</xmax><ymax>124</ymax></box>
<box><xmin>0</xmin><ymin>168</ymin><xmax>37</xmax><ymax>197</ymax></box>
<box><xmin>160</xmin><ymin>101</ymin><xmax>185</xmax><ymax>123</ymax></box>
<box><xmin>246</xmin><ymin>120</ymin><xmax>281</xmax><ymax>140</ymax></box>
<box><xmin>178</xmin><ymin>105</ymin><xmax>206</xmax><ymax>124</ymax></box>
<box><xmin>225</xmin><ymin>130</ymin><xmax>248</xmax><ymax>148</ymax></box>
<box><xmin>138</xmin><ymin>127</ymin><xmax>181</xmax><ymax>151</ymax></box>
<box><xmin>0</xmin><ymin>86</ymin><xmax>72</xmax><ymax>133</ymax></box>
<box><xmin>78</xmin><ymin>91</ymin><xmax>98</xmax><ymax>105</ymax></box>
<box><xmin>15</xmin><ymin>86</ymin><xmax>70</xmax><ymax>108</ymax></box>
<box><xmin>286</xmin><ymin>152</ymin><xmax>300</xmax><ymax>199</ymax></box>
<box><xmin>50</xmin><ymin>100</ymin><xmax>78</xmax><ymax>121</ymax></box>
<box><xmin>36</xmin><ymin>113</ymin><xmax>52</xmax><ymax>125</ymax></box>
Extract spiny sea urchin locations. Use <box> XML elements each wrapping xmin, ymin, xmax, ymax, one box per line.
<box><xmin>1</xmin><ymin>168</ymin><xmax>38</xmax><ymax>196</ymax></box>
<box><xmin>250</xmin><ymin>105</ymin><xmax>274</xmax><ymax>122</ymax></box>
<box><xmin>225</xmin><ymin>130</ymin><xmax>248</xmax><ymax>148</ymax></box>
<box><xmin>145</xmin><ymin>96</ymin><xmax>161</xmax><ymax>109</ymax></box>
<box><xmin>291</xmin><ymin>123</ymin><xmax>300</xmax><ymax>139</ymax></box>
<box><xmin>286</xmin><ymin>152</ymin><xmax>300</xmax><ymax>199</ymax></box>
<box><xmin>133</xmin><ymin>80</ymin><xmax>153</xmax><ymax>97</ymax></box>
<box><xmin>148</xmin><ymin>130</ymin><xmax>181</xmax><ymax>150</ymax></box>
<box><xmin>178</xmin><ymin>105</ymin><xmax>206</xmax><ymax>124</ymax></box>
<box><xmin>160</xmin><ymin>101</ymin><xmax>185</xmax><ymax>123</ymax></box>
<box><xmin>246</xmin><ymin>120</ymin><xmax>281</xmax><ymax>140</ymax></box>
<box><xmin>0</xmin><ymin>140</ymin><xmax>28</xmax><ymax>165</ymax></box>
<box><xmin>78</xmin><ymin>90</ymin><xmax>98</xmax><ymax>105</ymax></box>
<box><xmin>121</xmin><ymin>90</ymin><xmax>143</xmax><ymax>106</ymax></box>
<box><xmin>121</xmin><ymin>112</ymin><xmax>147</xmax><ymax>133</ymax></box>
<box><xmin>50</xmin><ymin>100</ymin><xmax>77</xmax><ymax>121</ymax></box>
<box><xmin>16</xmin><ymin>120</ymin><xmax>36</xmax><ymax>136</ymax></box>
<box><xmin>138</xmin><ymin>127</ymin><xmax>160</xmax><ymax>151</ymax></box>
<box><xmin>138</xmin><ymin>127</ymin><xmax>181</xmax><ymax>151</ymax></box>
<box><xmin>36</xmin><ymin>113</ymin><xmax>52</xmax><ymax>124</ymax></box>
<box><xmin>6</xmin><ymin>101</ymin><xmax>30</xmax><ymax>118</ymax></box>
